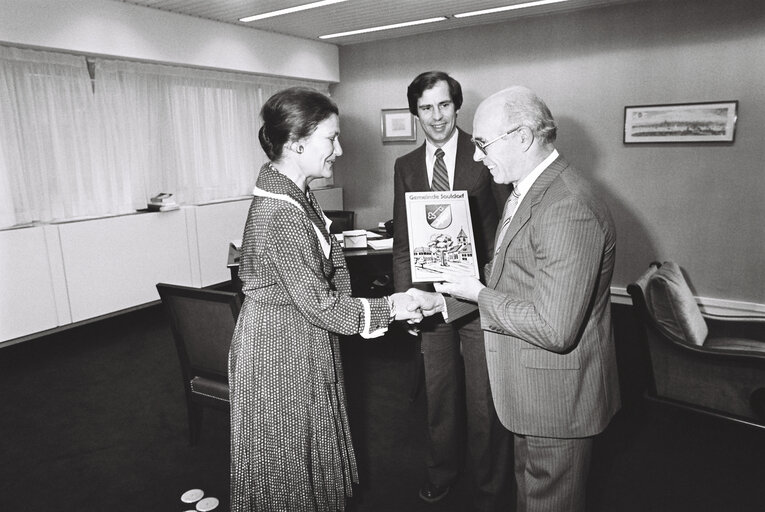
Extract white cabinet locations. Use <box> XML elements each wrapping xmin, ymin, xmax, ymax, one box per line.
<box><xmin>191</xmin><ymin>200</ymin><xmax>251</xmax><ymax>287</ymax></box>
<box><xmin>57</xmin><ymin>209</ymin><xmax>194</xmax><ymax>323</ymax></box>
<box><xmin>0</xmin><ymin>195</ymin><xmax>266</xmax><ymax>344</ymax></box>
<box><xmin>0</xmin><ymin>191</ymin><xmax>344</xmax><ymax>344</ymax></box>
<box><xmin>0</xmin><ymin>226</ymin><xmax>61</xmax><ymax>341</ymax></box>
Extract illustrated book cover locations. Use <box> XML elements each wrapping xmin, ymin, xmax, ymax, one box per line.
<box><xmin>404</xmin><ymin>190</ymin><xmax>478</xmax><ymax>283</ymax></box>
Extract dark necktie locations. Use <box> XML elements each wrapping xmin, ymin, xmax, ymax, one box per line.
<box><xmin>431</xmin><ymin>148</ymin><xmax>449</xmax><ymax>191</ymax></box>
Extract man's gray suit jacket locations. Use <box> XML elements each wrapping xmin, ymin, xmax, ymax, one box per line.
<box><xmin>446</xmin><ymin>155</ymin><xmax>621</xmax><ymax>438</ymax></box>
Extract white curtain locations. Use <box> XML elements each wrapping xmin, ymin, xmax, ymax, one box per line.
<box><xmin>94</xmin><ymin>59</ymin><xmax>330</xmax><ymax>206</ymax></box>
<box><xmin>0</xmin><ymin>46</ymin><xmax>111</xmax><ymax>227</ymax></box>
<box><xmin>0</xmin><ymin>44</ymin><xmax>330</xmax><ymax>229</ymax></box>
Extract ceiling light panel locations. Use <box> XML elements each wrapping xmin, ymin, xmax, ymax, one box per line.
<box><xmin>240</xmin><ymin>0</ymin><xmax>348</xmax><ymax>23</ymax></box>
<box><xmin>455</xmin><ymin>0</ymin><xmax>570</xmax><ymax>18</ymax></box>
<box><xmin>320</xmin><ymin>17</ymin><xmax>447</xmax><ymax>39</ymax></box>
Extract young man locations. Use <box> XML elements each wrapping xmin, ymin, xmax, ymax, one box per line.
<box><xmin>392</xmin><ymin>71</ymin><xmax>511</xmax><ymax>510</ymax></box>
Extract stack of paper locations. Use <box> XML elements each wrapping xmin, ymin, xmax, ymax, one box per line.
<box><xmin>368</xmin><ymin>238</ymin><xmax>393</xmax><ymax>250</ymax></box>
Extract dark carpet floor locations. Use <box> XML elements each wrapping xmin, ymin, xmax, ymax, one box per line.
<box><xmin>1</xmin><ymin>305</ymin><xmax>763</xmax><ymax>512</ymax></box>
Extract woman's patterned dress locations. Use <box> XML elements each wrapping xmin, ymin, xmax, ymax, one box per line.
<box><xmin>229</xmin><ymin>163</ymin><xmax>391</xmax><ymax>511</ymax></box>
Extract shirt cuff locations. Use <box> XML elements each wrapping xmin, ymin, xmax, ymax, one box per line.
<box><xmin>439</xmin><ymin>293</ymin><xmax>448</xmax><ymax>321</ymax></box>
<box><xmin>358</xmin><ymin>297</ymin><xmax>387</xmax><ymax>339</ymax></box>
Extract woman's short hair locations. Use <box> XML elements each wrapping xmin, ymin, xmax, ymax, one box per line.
<box><xmin>406</xmin><ymin>71</ymin><xmax>463</xmax><ymax>117</ymax></box>
<box><xmin>258</xmin><ymin>87</ymin><xmax>339</xmax><ymax>160</ymax></box>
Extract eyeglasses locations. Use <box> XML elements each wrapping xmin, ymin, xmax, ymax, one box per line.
<box><xmin>471</xmin><ymin>126</ymin><xmax>523</xmax><ymax>155</ymax></box>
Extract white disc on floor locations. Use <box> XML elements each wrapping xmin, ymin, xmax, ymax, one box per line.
<box><xmin>196</xmin><ymin>496</ymin><xmax>219</xmax><ymax>511</ymax></box>
<box><xmin>181</xmin><ymin>489</ymin><xmax>204</xmax><ymax>503</ymax></box>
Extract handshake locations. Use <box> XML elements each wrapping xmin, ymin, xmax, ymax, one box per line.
<box><xmin>387</xmin><ymin>273</ymin><xmax>486</xmax><ymax>323</ymax></box>
<box><xmin>387</xmin><ymin>288</ymin><xmax>445</xmax><ymax>323</ymax></box>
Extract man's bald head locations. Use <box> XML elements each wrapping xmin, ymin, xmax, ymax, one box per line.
<box><xmin>475</xmin><ymin>86</ymin><xmax>557</xmax><ymax>147</ymax></box>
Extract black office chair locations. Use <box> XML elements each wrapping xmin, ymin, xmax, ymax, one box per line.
<box><xmin>324</xmin><ymin>210</ymin><xmax>355</xmax><ymax>234</ymax></box>
<box><xmin>156</xmin><ymin>283</ymin><xmax>242</xmax><ymax>445</ymax></box>
<box><xmin>628</xmin><ymin>262</ymin><xmax>765</xmax><ymax>429</ymax></box>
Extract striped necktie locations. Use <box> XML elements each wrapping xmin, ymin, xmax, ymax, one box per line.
<box><xmin>494</xmin><ymin>188</ymin><xmax>521</xmax><ymax>255</ymax></box>
<box><xmin>431</xmin><ymin>148</ymin><xmax>449</xmax><ymax>191</ymax></box>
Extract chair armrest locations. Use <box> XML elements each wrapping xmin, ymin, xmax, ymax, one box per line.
<box><xmin>704</xmin><ymin>313</ymin><xmax>765</xmax><ymax>343</ymax></box>
<box><xmin>702</xmin><ymin>312</ymin><xmax>765</xmax><ymax>323</ymax></box>
<box><xmin>704</xmin><ymin>336</ymin><xmax>765</xmax><ymax>358</ymax></box>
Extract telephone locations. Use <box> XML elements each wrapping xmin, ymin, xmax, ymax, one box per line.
<box><xmin>384</xmin><ymin>219</ymin><xmax>394</xmax><ymax>237</ymax></box>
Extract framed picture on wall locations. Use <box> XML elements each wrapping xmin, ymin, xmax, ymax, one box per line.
<box><xmin>623</xmin><ymin>101</ymin><xmax>738</xmax><ymax>143</ymax></box>
<box><xmin>381</xmin><ymin>108</ymin><xmax>417</xmax><ymax>143</ymax></box>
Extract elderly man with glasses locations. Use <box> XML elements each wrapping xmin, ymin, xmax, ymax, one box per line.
<box><xmin>409</xmin><ymin>85</ymin><xmax>621</xmax><ymax>512</ymax></box>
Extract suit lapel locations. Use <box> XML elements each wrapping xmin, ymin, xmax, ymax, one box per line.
<box><xmin>488</xmin><ymin>156</ymin><xmax>569</xmax><ymax>287</ymax></box>
<box><xmin>410</xmin><ymin>143</ymin><xmax>430</xmax><ymax>191</ymax></box>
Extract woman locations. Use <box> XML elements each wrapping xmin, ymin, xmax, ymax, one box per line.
<box><xmin>229</xmin><ymin>87</ymin><xmax>419</xmax><ymax>512</ymax></box>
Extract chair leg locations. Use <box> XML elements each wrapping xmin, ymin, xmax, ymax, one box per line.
<box><xmin>188</xmin><ymin>402</ymin><xmax>203</xmax><ymax>446</ymax></box>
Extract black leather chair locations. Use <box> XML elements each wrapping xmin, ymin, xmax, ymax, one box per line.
<box><xmin>324</xmin><ymin>210</ymin><xmax>355</xmax><ymax>233</ymax></box>
<box><xmin>156</xmin><ymin>283</ymin><xmax>241</xmax><ymax>445</ymax></box>
<box><xmin>628</xmin><ymin>262</ymin><xmax>765</xmax><ymax>429</ymax></box>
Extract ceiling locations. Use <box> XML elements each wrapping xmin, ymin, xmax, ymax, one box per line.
<box><xmin>113</xmin><ymin>0</ymin><xmax>646</xmax><ymax>46</ymax></box>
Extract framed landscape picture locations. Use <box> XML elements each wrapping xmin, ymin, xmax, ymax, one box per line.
<box><xmin>404</xmin><ymin>190</ymin><xmax>479</xmax><ymax>283</ymax></box>
<box><xmin>381</xmin><ymin>108</ymin><xmax>417</xmax><ymax>143</ymax></box>
<box><xmin>623</xmin><ymin>101</ymin><xmax>738</xmax><ymax>143</ymax></box>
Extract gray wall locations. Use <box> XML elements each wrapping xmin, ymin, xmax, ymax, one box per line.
<box><xmin>331</xmin><ymin>0</ymin><xmax>765</xmax><ymax>304</ymax></box>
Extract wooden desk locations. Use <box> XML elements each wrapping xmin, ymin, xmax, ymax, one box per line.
<box><xmin>227</xmin><ymin>242</ymin><xmax>393</xmax><ymax>298</ymax></box>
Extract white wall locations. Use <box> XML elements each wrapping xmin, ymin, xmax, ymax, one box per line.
<box><xmin>0</xmin><ymin>0</ymin><xmax>339</xmax><ymax>82</ymax></box>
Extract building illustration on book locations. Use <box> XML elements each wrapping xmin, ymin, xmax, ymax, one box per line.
<box><xmin>405</xmin><ymin>190</ymin><xmax>479</xmax><ymax>283</ymax></box>
<box><xmin>412</xmin><ymin>228</ymin><xmax>473</xmax><ymax>267</ymax></box>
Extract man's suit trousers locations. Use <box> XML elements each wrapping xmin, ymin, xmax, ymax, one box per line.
<box><xmin>421</xmin><ymin>315</ymin><xmax>511</xmax><ymax>511</ymax></box>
